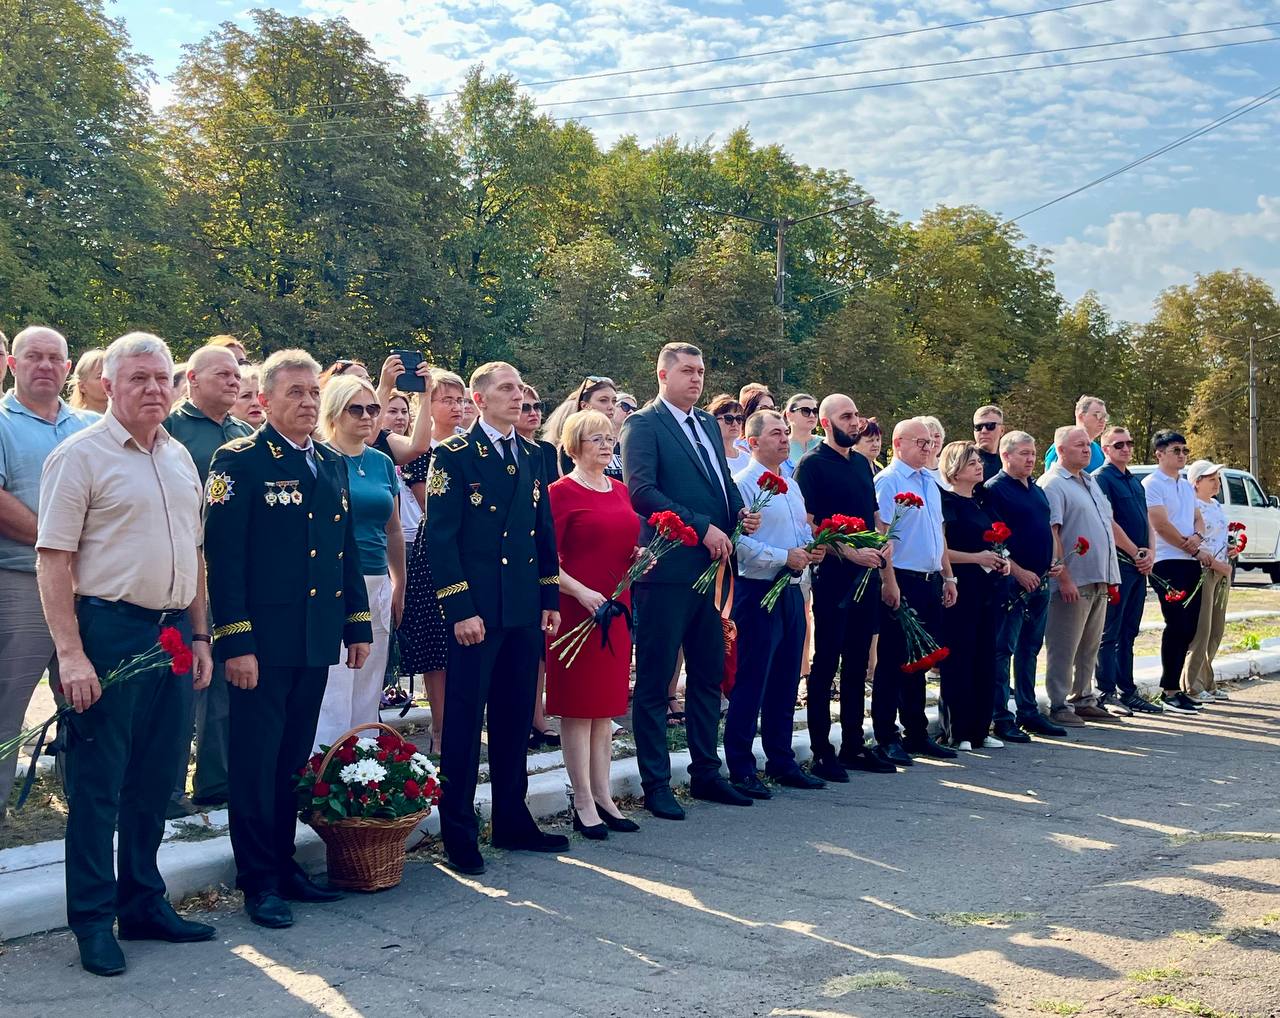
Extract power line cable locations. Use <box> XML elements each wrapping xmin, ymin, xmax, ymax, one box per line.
<box><xmin>553</xmin><ymin>34</ymin><xmax>1280</xmax><ymax>121</ymax></box>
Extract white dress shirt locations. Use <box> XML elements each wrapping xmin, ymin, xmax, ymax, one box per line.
<box><xmin>732</xmin><ymin>457</ymin><xmax>812</xmax><ymax>581</ymax></box>
<box><xmin>478</xmin><ymin>418</ymin><xmax>518</xmax><ymax>460</ymax></box>
<box><xmin>660</xmin><ymin>396</ymin><xmax>727</xmax><ymax>498</ymax></box>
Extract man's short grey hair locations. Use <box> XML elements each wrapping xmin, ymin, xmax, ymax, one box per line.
<box><xmin>973</xmin><ymin>404</ymin><xmax>1003</xmax><ymax>422</ymax></box>
<box><xmin>1000</xmin><ymin>430</ymin><xmax>1035</xmax><ymax>456</ymax></box>
<box><xmin>745</xmin><ymin>408</ymin><xmax>782</xmax><ymax>440</ymax></box>
<box><xmin>103</xmin><ymin>332</ymin><xmax>173</xmax><ymax>383</ymax></box>
<box><xmin>260</xmin><ymin>349</ymin><xmax>321</xmax><ymax>394</ymax></box>
<box><xmin>12</xmin><ymin>325</ymin><xmax>69</xmax><ymax>360</ymax></box>
<box><xmin>658</xmin><ymin>342</ymin><xmax>701</xmax><ymax>370</ymax></box>
<box><xmin>1075</xmin><ymin>394</ymin><xmax>1103</xmax><ymax>418</ymax></box>
<box><xmin>1055</xmin><ymin>424</ymin><xmax>1086</xmax><ymax>449</ymax></box>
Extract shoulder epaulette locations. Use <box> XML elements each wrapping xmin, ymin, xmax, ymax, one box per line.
<box><xmin>222</xmin><ymin>436</ymin><xmax>256</xmax><ymax>453</ymax></box>
<box><xmin>441</xmin><ymin>434</ymin><xmax>469</xmax><ymax>452</ymax></box>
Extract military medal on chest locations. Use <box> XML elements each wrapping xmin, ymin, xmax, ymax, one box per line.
<box><xmin>532</xmin><ymin>479</ymin><xmax>541</xmax><ymax>504</ymax></box>
<box><xmin>468</xmin><ymin>482</ymin><xmax>482</xmax><ymax>507</ymax></box>
<box><xmin>265</xmin><ymin>480</ymin><xmax>301</xmax><ymax>507</ymax></box>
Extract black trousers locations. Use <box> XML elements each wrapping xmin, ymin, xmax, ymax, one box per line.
<box><xmin>63</xmin><ymin>601</ymin><xmax>186</xmax><ymax>937</ymax></box>
<box><xmin>808</xmin><ymin>572</ymin><xmax>878</xmax><ymax>761</ymax></box>
<box><xmin>1152</xmin><ymin>559</ymin><xmax>1205</xmax><ymax>690</ymax></box>
<box><xmin>632</xmin><ymin>583</ymin><xmax>726</xmax><ymax>794</ymax></box>
<box><xmin>939</xmin><ymin>575</ymin><xmax>997</xmax><ymax>744</ymax></box>
<box><xmin>439</xmin><ymin>625</ymin><xmax>541</xmax><ymax>856</ymax></box>
<box><xmin>228</xmin><ymin>664</ymin><xmax>327</xmax><ymax>895</ymax></box>
<box><xmin>872</xmin><ymin>570</ymin><xmax>942</xmax><ymax>745</ymax></box>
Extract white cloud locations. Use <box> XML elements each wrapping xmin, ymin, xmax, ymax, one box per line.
<box><xmin>1050</xmin><ymin>197</ymin><xmax>1280</xmax><ymax>321</ymax></box>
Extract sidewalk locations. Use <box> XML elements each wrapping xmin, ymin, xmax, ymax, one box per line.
<box><xmin>3</xmin><ymin>640</ymin><xmax>1278</xmax><ymax>942</ymax></box>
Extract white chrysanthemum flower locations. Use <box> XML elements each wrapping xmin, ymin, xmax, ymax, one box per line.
<box><xmin>338</xmin><ymin>759</ymin><xmax>387</xmax><ymax>785</ymax></box>
<box><xmin>355</xmin><ymin>737</ymin><xmax>379</xmax><ymax>752</ymax></box>
<box><xmin>409</xmin><ymin>753</ymin><xmax>437</xmax><ymax>778</ymax></box>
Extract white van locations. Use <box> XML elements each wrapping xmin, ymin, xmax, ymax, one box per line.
<box><xmin>1128</xmin><ymin>465</ymin><xmax>1280</xmax><ymax>582</ymax></box>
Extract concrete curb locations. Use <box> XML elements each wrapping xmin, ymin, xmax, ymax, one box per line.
<box><xmin>3</xmin><ymin>644</ymin><xmax>1278</xmax><ymax>942</ymax></box>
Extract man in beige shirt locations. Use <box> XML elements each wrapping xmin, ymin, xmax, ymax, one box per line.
<box><xmin>37</xmin><ymin>332</ymin><xmax>215</xmax><ymax>977</ymax></box>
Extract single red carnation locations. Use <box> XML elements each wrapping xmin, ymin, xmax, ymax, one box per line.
<box><xmin>1074</xmin><ymin>536</ymin><xmax>1090</xmax><ymax>555</ymax></box>
<box><xmin>1107</xmin><ymin>584</ymin><xmax>1121</xmax><ymax>606</ymax></box>
<box><xmin>932</xmin><ymin>647</ymin><xmax>950</xmax><ymax>666</ymax></box>
<box><xmin>758</xmin><ymin>471</ymin><xmax>788</xmax><ymax>495</ymax></box>
<box><xmin>680</xmin><ymin>526</ymin><xmax>698</xmax><ymax>547</ymax></box>
<box><xmin>170</xmin><ymin>648</ymin><xmax>193</xmax><ymax>675</ymax></box>
<box><xmin>404</xmin><ymin>778</ymin><xmax>421</xmax><ymax>799</ymax></box>
<box><xmin>313</xmin><ymin>781</ymin><xmax>330</xmax><ymax>798</ymax></box>
<box><xmin>337</xmin><ymin>746</ymin><xmax>356</xmax><ymax>764</ymax></box>
<box><xmin>376</xmin><ymin>733</ymin><xmax>399</xmax><ymax>751</ymax></box>
<box><xmin>158</xmin><ymin>626</ymin><xmax>185</xmax><ymax>654</ymax></box>
<box><xmin>992</xmin><ymin>522</ymin><xmax>1011</xmax><ymax>541</ymax></box>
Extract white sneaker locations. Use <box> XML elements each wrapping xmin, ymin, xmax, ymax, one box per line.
<box><xmin>981</xmin><ymin>736</ymin><xmax>1005</xmax><ymax>749</ymax></box>
<box><xmin>955</xmin><ymin>740</ymin><xmax>974</xmax><ymax>752</ymax></box>
<box><xmin>1196</xmin><ymin>690</ymin><xmax>1216</xmax><ymax>703</ymax></box>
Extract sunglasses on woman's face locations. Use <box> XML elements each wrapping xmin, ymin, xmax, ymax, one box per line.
<box><xmin>717</xmin><ymin>414</ymin><xmax>746</xmax><ymax>426</ymax></box>
<box><xmin>789</xmin><ymin>405</ymin><xmax>818</xmax><ymax>417</ymax></box>
<box><xmin>619</xmin><ymin>402</ymin><xmax>636</xmax><ymax>413</ymax></box>
<box><xmin>521</xmin><ymin>401</ymin><xmax>545</xmax><ymax>414</ymax></box>
<box><xmin>345</xmin><ymin>402</ymin><xmax>382</xmax><ymax>419</ymax></box>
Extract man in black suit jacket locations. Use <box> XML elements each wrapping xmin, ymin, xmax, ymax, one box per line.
<box><xmin>620</xmin><ymin>342</ymin><xmax>759</xmax><ymax>819</ymax></box>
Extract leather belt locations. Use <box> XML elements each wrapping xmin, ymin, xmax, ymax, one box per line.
<box><xmin>79</xmin><ymin>596</ymin><xmax>182</xmax><ymax>626</ymax></box>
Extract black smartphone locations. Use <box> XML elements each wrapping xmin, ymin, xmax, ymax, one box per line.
<box><xmin>392</xmin><ymin>349</ymin><xmax>426</xmax><ymax>392</ymax></box>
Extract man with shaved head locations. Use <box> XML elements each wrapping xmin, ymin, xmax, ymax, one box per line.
<box><xmin>163</xmin><ymin>345</ymin><xmax>255</xmax><ymax>814</ymax></box>
<box><xmin>872</xmin><ymin>417</ymin><xmax>959</xmax><ymax>764</ymax></box>
<box><xmin>0</xmin><ymin>327</ymin><xmax>97</xmax><ymax>819</ymax></box>
<box><xmin>793</xmin><ymin>394</ymin><xmax>897</xmax><ymax>780</ymax></box>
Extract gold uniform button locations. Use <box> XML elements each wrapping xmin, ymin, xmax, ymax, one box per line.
<box><xmin>502</xmin><ymin>531</ymin><xmax>507</xmax><ymax>538</ymax></box>
<box><xmin>309</xmin><ymin>588</ymin><xmax>317</xmax><ymax>597</ymax></box>
<box><xmin>335</xmin><ymin>590</ymin><xmax>342</xmax><ymax>597</ymax></box>
<box><xmin>334</xmin><ymin>514</ymin><xmax>341</xmax><ymax>522</ymax></box>
<box><xmin>501</xmin><ymin>557</ymin><xmax>508</xmax><ymax>565</ymax></box>
<box><xmin>308</xmin><ymin>512</ymin><xmax>314</xmax><ymax>520</ymax></box>
<box><xmin>489</xmin><ymin>506</ymin><xmax>496</xmax><ymax>512</ymax></box>
<box><xmin>530</xmin><ymin>529</ymin><xmax>535</xmax><ymax>536</ymax></box>
<box><xmin>338</xmin><ymin>551</ymin><xmax>344</xmax><ymax>559</ymax></box>
<box><xmin>310</xmin><ymin>549</ymin><xmax>317</xmax><ymax>558</ymax></box>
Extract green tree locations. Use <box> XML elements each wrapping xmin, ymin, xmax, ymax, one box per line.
<box><xmin>161</xmin><ymin>10</ymin><xmax>459</xmax><ymax>364</ymax></box>
<box><xmin>0</xmin><ymin>0</ymin><xmax>179</xmax><ymax>348</ymax></box>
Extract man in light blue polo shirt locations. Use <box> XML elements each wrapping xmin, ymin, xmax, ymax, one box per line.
<box><xmin>0</xmin><ymin>326</ymin><xmax>97</xmax><ymax>817</ymax></box>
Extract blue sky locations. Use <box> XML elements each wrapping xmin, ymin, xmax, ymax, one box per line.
<box><xmin>113</xmin><ymin>0</ymin><xmax>1280</xmax><ymax>322</ymax></box>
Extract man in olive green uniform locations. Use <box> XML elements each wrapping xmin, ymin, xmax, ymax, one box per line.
<box><xmin>204</xmin><ymin>349</ymin><xmax>371</xmax><ymax>929</ymax></box>
<box><xmin>163</xmin><ymin>344</ymin><xmax>253</xmax><ymax>811</ymax></box>
<box><xmin>426</xmin><ymin>361</ymin><xmax>564</xmax><ymax>875</ymax></box>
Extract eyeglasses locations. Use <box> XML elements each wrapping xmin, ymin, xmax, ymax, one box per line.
<box><xmin>619</xmin><ymin>402</ymin><xmax>636</xmax><ymax>413</ymax></box>
<box><xmin>788</xmin><ymin>405</ymin><xmax>818</xmax><ymax>417</ymax></box>
<box><xmin>717</xmin><ymin>414</ymin><xmax>746</xmax><ymax>426</ymax></box>
<box><xmin>581</xmin><ymin>434</ymin><xmax>614</xmax><ymax>447</ymax></box>
<box><xmin>1166</xmin><ymin>446</ymin><xmax>1189</xmax><ymax>456</ymax></box>
<box><xmin>911</xmin><ymin>438</ymin><xmax>933</xmax><ymax>451</ymax></box>
<box><xmin>1107</xmin><ymin>440</ymin><xmax>1135</xmax><ymax>450</ymax></box>
<box><xmin>521</xmin><ymin>401</ymin><xmax>546</xmax><ymax>414</ymax></box>
<box><xmin>974</xmin><ymin>421</ymin><xmax>1001</xmax><ymax>432</ymax></box>
<box><xmin>345</xmin><ymin>402</ymin><xmax>382</xmax><ymax>419</ymax></box>
<box><xmin>433</xmin><ymin>395</ymin><xmax>464</xmax><ymax>407</ymax></box>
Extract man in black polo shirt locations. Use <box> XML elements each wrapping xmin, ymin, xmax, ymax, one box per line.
<box><xmin>163</xmin><ymin>345</ymin><xmax>254</xmax><ymax>813</ymax></box>
<box><xmin>983</xmin><ymin>431</ymin><xmax>1064</xmax><ymax>741</ymax></box>
<box><xmin>1091</xmin><ymin>425</ymin><xmax>1162</xmax><ymax>716</ymax></box>
<box><xmin>794</xmin><ymin>394</ymin><xmax>897</xmax><ymax>780</ymax></box>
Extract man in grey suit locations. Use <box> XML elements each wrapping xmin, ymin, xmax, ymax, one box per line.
<box><xmin>620</xmin><ymin>342</ymin><xmax>759</xmax><ymax>820</ymax></box>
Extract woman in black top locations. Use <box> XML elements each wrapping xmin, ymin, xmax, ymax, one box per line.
<box><xmin>939</xmin><ymin>442</ymin><xmax>1010</xmax><ymax>750</ymax></box>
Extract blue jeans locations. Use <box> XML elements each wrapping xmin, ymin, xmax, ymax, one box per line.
<box><xmin>991</xmin><ymin>581</ymin><xmax>1049</xmax><ymax>725</ymax></box>
<box><xmin>1095</xmin><ymin>565</ymin><xmax>1144</xmax><ymax>697</ymax></box>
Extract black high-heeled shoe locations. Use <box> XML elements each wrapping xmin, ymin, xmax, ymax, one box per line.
<box><xmin>594</xmin><ymin>802</ymin><xmax>640</xmax><ymax>833</ymax></box>
<box><xmin>572</xmin><ymin>809</ymin><xmax>608</xmax><ymax>840</ymax></box>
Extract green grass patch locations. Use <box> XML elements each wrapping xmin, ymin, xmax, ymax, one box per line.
<box><xmin>1136</xmin><ymin>994</ymin><xmax>1238</xmax><ymax>1018</ymax></box>
<box><xmin>1128</xmin><ymin>967</ymin><xmax>1187</xmax><ymax>983</ymax></box>
<box><xmin>1172</xmin><ymin>930</ymin><xmax>1226</xmax><ymax>944</ymax></box>
<box><xmin>930</xmin><ymin>910</ymin><xmax>1032</xmax><ymax>927</ymax></box>
<box><xmin>822</xmin><ymin>971</ymin><xmax>910</xmax><ymax>995</ymax></box>
<box><xmin>1034</xmin><ymin>1001</ymin><xmax>1083</xmax><ymax>1016</ymax></box>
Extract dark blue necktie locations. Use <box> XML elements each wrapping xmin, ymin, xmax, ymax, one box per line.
<box><xmin>685</xmin><ymin>415</ymin><xmax>716</xmax><ymax>483</ymax></box>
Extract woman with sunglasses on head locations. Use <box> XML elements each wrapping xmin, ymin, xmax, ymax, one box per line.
<box><xmin>312</xmin><ymin>375</ymin><xmax>406</xmax><ymax>750</ymax></box>
<box><xmin>546</xmin><ymin>376</ymin><xmax>624</xmax><ymax>480</ymax></box>
<box><xmin>706</xmin><ymin>394</ymin><xmax>751</xmax><ymax>473</ymax></box>
<box><xmin>784</xmin><ymin>392</ymin><xmax>821</xmax><ymax>473</ymax></box>
<box><xmin>518</xmin><ymin>383</ymin><xmax>562</xmax><ymax>749</ymax></box>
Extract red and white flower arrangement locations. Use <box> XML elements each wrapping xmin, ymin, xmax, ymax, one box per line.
<box><xmin>297</xmin><ymin>732</ymin><xmax>440</xmax><ymax>822</ymax></box>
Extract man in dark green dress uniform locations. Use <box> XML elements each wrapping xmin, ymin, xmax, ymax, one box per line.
<box><xmin>163</xmin><ymin>344</ymin><xmax>254</xmax><ymax>812</ymax></box>
<box><xmin>425</xmin><ymin>361</ymin><xmax>565</xmax><ymax>875</ymax></box>
<box><xmin>204</xmin><ymin>349</ymin><xmax>372</xmax><ymax>929</ymax></box>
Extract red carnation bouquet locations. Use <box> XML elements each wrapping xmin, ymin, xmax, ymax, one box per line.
<box><xmin>552</xmin><ymin>510</ymin><xmax>698</xmax><ymax>667</ymax></box>
<box><xmin>1217</xmin><ymin>522</ymin><xmax>1248</xmax><ymax>608</ymax></box>
<box><xmin>983</xmin><ymin>521</ymin><xmax>1012</xmax><ymax>572</ymax></box>
<box><xmin>0</xmin><ymin>626</ymin><xmax>194</xmax><ymax>806</ymax></box>
<box><xmin>837</xmin><ymin>492</ymin><xmax>927</xmax><ymax>602</ymax></box>
<box><xmin>692</xmin><ymin>469</ymin><xmax>788</xmax><ymax>594</ymax></box>
<box><xmin>760</xmin><ymin>513</ymin><xmax>866</xmax><ymax>611</ymax></box>
<box><xmin>1117</xmin><ymin>550</ymin><xmax>1187</xmax><ymax>603</ymax></box>
<box><xmin>891</xmin><ymin>595</ymin><xmax>949</xmax><ymax>673</ymax></box>
<box><xmin>297</xmin><ymin>731</ymin><xmax>439</xmax><ymax>822</ymax></box>
<box><xmin>1009</xmin><ymin>535</ymin><xmax>1089</xmax><ymax>613</ymax></box>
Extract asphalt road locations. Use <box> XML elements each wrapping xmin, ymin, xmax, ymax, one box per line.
<box><xmin>3</xmin><ymin>679</ymin><xmax>1279</xmax><ymax>1018</ymax></box>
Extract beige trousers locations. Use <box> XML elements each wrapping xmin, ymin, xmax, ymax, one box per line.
<box><xmin>1183</xmin><ymin>569</ymin><xmax>1227</xmax><ymax>694</ymax></box>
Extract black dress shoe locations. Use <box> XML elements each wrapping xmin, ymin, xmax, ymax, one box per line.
<box><xmin>595</xmin><ymin>803</ymin><xmax>641</xmax><ymax>832</ymax></box>
<box><xmin>643</xmin><ymin>789</ymin><xmax>686</xmax><ymax>820</ymax></box>
<box><xmin>1020</xmin><ymin>713</ymin><xmax>1067</xmax><ymax>737</ymax></box>
<box><xmin>528</xmin><ymin>727</ymin><xmax>561</xmax><ymax>750</ymax></box>
<box><xmin>809</xmin><ymin>756</ymin><xmax>850</xmax><ymax>783</ymax></box>
<box><xmin>843</xmin><ymin>747</ymin><xmax>898</xmax><ymax>773</ymax></box>
<box><xmin>689</xmin><ymin>777</ymin><xmax>754</xmax><ymax>806</ymax></box>
<box><xmin>190</xmin><ymin>793</ymin><xmax>229</xmax><ymax>809</ymax></box>
<box><xmin>118</xmin><ymin>901</ymin><xmax>216</xmax><ymax>943</ymax></box>
<box><xmin>993</xmin><ymin>723</ymin><xmax>1032</xmax><ymax>743</ymax></box>
<box><xmin>730</xmin><ymin>773</ymin><xmax>773</xmax><ymax>799</ymax></box>
<box><xmin>492</xmin><ymin>829</ymin><xmax>571</xmax><ymax>853</ymax></box>
<box><xmin>903</xmin><ymin>737</ymin><xmax>958</xmax><ymax>759</ymax></box>
<box><xmin>443</xmin><ymin>847</ymin><xmax>486</xmax><ymax>876</ymax></box>
<box><xmin>244</xmin><ymin>892</ymin><xmax>294</xmax><ymax>929</ymax></box>
<box><xmin>879</xmin><ymin>742</ymin><xmax>915</xmax><ymax>767</ymax></box>
<box><xmin>77</xmin><ymin>930</ymin><xmax>126</xmax><ymax>977</ymax></box>
<box><xmin>770</xmin><ymin>768</ymin><xmax>825</xmax><ymax>789</ymax></box>
<box><xmin>572</xmin><ymin>810</ymin><xmax>609</xmax><ymax>840</ymax></box>
<box><xmin>279</xmin><ymin>870</ymin><xmax>343</xmax><ymax>903</ymax></box>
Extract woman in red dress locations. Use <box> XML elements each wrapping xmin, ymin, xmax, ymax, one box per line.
<box><xmin>547</xmin><ymin>409</ymin><xmax>642</xmax><ymax>839</ymax></box>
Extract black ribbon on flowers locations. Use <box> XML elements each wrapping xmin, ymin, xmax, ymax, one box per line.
<box><xmin>14</xmin><ymin>714</ymin><xmax>58</xmax><ymax>810</ymax></box>
<box><xmin>592</xmin><ymin>598</ymin><xmax>633</xmax><ymax>654</ymax></box>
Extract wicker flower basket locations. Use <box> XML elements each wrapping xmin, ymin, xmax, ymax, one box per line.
<box><xmin>306</xmin><ymin>722</ymin><xmax>431</xmax><ymax>892</ymax></box>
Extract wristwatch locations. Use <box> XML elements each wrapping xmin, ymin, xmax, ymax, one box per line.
<box><xmin>191</xmin><ymin>633</ymin><xmax>212</xmax><ymax>644</ymax></box>
<box><xmin>943</xmin><ymin>576</ymin><xmax>958</xmax><ymax>586</ymax></box>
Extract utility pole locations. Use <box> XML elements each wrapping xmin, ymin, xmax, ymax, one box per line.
<box><xmin>1208</xmin><ymin>329</ymin><xmax>1277</xmax><ymax>479</ymax></box>
<box><xmin>699</xmin><ymin>198</ymin><xmax>875</xmax><ymax>387</ymax></box>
